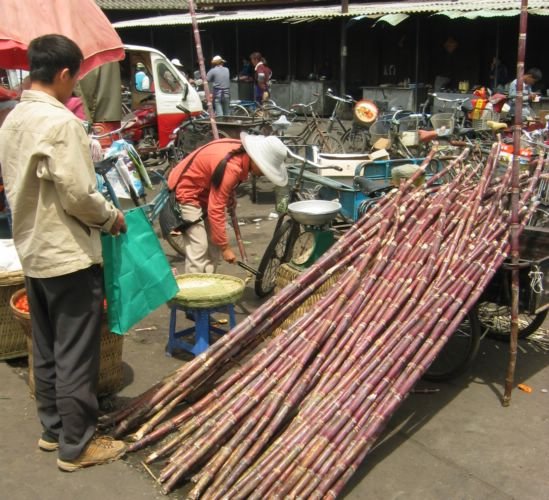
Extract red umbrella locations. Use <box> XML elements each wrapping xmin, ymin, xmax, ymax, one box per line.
<box><xmin>0</xmin><ymin>0</ymin><xmax>124</xmax><ymax>77</ymax></box>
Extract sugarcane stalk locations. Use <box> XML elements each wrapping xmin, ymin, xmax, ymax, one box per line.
<box><xmin>159</xmin><ymin>236</ymin><xmax>389</xmax><ymax>490</ymax></box>
<box><xmin>307</xmin><ymin>244</ymin><xmax>508</xmax><ymax>499</ymax></box>
<box><xmin>228</xmin><ymin>211</ymin><xmax>485</xmax><ymax>497</ymax></box>
<box><xmin>504</xmin><ymin>0</ymin><xmax>529</xmax><ymax>407</ymax></box>
<box><xmin>242</xmin><ymin>199</ymin><xmax>512</xmax><ymax>496</ymax></box>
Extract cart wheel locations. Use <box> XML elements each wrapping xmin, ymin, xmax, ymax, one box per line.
<box><xmin>341</xmin><ymin>128</ymin><xmax>369</xmax><ymax>153</ymax></box>
<box><xmin>310</xmin><ymin>132</ymin><xmax>345</xmax><ymax>154</ymax></box>
<box><xmin>254</xmin><ymin>220</ymin><xmax>300</xmax><ymax>297</ymax></box>
<box><xmin>423</xmin><ymin>309</ymin><xmax>481</xmax><ymax>382</ymax></box>
<box><xmin>528</xmin><ymin>207</ymin><xmax>549</xmax><ymax>228</ymax></box>
<box><xmin>476</xmin><ymin>302</ymin><xmax>547</xmax><ymax>340</ymax></box>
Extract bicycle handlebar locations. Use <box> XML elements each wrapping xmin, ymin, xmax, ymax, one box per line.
<box><xmin>91</xmin><ymin>119</ymin><xmax>135</xmax><ymax>140</ymax></box>
<box><xmin>291</xmin><ymin>95</ymin><xmax>321</xmax><ymax>112</ymax></box>
<box><xmin>429</xmin><ymin>92</ymin><xmax>471</xmax><ymax>105</ymax></box>
<box><xmin>325</xmin><ymin>89</ymin><xmax>354</xmax><ymax>105</ymax></box>
<box><xmin>286</xmin><ymin>149</ymin><xmax>343</xmax><ymax>171</ymax></box>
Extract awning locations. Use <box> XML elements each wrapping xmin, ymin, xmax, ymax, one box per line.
<box><xmin>112</xmin><ymin>0</ymin><xmax>549</xmax><ymax>28</ymax></box>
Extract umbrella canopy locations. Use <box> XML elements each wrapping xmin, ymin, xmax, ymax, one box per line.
<box><xmin>0</xmin><ymin>0</ymin><xmax>124</xmax><ymax>78</ymax></box>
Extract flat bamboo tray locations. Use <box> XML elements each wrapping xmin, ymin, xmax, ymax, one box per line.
<box><xmin>0</xmin><ymin>271</ymin><xmax>27</xmax><ymax>360</ymax></box>
<box><xmin>10</xmin><ymin>288</ymin><xmax>124</xmax><ymax>397</ymax></box>
<box><xmin>272</xmin><ymin>263</ymin><xmax>342</xmax><ymax>337</ymax></box>
<box><xmin>171</xmin><ymin>274</ymin><xmax>245</xmax><ymax>309</ymax></box>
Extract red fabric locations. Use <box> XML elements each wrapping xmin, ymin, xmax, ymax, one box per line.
<box><xmin>168</xmin><ymin>139</ymin><xmax>250</xmax><ymax>248</ymax></box>
<box><xmin>0</xmin><ymin>86</ymin><xmax>18</xmax><ymax>101</ymax></box>
<box><xmin>254</xmin><ymin>62</ymin><xmax>272</xmax><ymax>91</ymax></box>
<box><xmin>0</xmin><ymin>0</ymin><xmax>124</xmax><ymax>78</ymax></box>
<box><xmin>157</xmin><ymin>111</ymin><xmax>189</xmax><ymax>148</ymax></box>
<box><xmin>65</xmin><ymin>96</ymin><xmax>86</xmax><ymax>120</ymax></box>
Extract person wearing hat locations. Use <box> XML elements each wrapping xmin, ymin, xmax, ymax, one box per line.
<box><xmin>171</xmin><ymin>58</ymin><xmax>188</xmax><ymax>79</ymax></box>
<box><xmin>135</xmin><ymin>62</ymin><xmax>150</xmax><ymax>92</ymax></box>
<box><xmin>206</xmin><ymin>55</ymin><xmax>231</xmax><ymax>116</ymax></box>
<box><xmin>167</xmin><ymin>132</ymin><xmax>288</xmax><ymax>273</ymax></box>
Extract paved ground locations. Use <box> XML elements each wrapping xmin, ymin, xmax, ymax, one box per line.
<box><xmin>1</xmin><ymin>176</ymin><xmax>549</xmax><ymax>500</ymax></box>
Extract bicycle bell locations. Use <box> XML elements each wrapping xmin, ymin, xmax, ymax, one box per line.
<box><xmin>288</xmin><ymin>200</ymin><xmax>341</xmax><ymax>268</ymax></box>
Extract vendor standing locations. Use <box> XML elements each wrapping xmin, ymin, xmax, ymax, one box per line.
<box><xmin>0</xmin><ymin>35</ymin><xmax>127</xmax><ymax>470</ymax></box>
<box><xmin>250</xmin><ymin>52</ymin><xmax>272</xmax><ymax>103</ymax></box>
<box><xmin>167</xmin><ymin>133</ymin><xmax>288</xmax><ymax>273</ymax></box>
<box><xmin>206</xmin><ymin>55</ymin><xmax>230</xmax><ymax>116</ymax></box>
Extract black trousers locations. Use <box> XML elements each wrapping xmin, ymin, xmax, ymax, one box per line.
<box><xmin>25</xmin><ymin>265</ymin><xmax>103</xmax><ymax>460</ymax></box>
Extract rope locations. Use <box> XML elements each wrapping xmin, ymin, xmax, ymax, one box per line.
<box><xmin>529</xmin><ymin>264</ymin><xmax>544</xmax><ymax>294</ymax></box>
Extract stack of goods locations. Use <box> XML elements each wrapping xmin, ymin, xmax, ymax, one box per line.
<box><xmin>101</xmin><ymin>146</ymin><xmax>544</xmax><ymax>497</ymax></box>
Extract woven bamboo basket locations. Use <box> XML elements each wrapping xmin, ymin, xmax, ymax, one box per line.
<box><xmin>271</xmin><ymin>263</ymin><xmax>342</xmax><ymax>337</ymax></box>
<box><xmin>171</xmin><ymin>274</ymin><xmax>245</xmax><ymax>308</ymax></box>
<box><xmin>9</xmin><ymin>288</ymin><xmax>124</xmax><ymax>397</ymax></box>
<box><xmin>0</xmin><ymin>272</ymin><xmax>27</xmax><ymax>360</ymax></box>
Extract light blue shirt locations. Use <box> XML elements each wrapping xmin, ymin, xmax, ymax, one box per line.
<box><xmin>135</xmin><ymin>71</ymin><xmax>150</xmax><ymax>91</ymax></box>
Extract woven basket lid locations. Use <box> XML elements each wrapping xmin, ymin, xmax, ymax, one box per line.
<box><xmin>0</xmin><ymin>270</ymin><xmax>24</xmax><ymax>286</ymax></box>
<box><xmin>172</xmin><ymin>274</ymin><xmax>245</xmax><ymax>308</ymax></box>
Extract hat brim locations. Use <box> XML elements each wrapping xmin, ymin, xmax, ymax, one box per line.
<box><xmin>240</xmin><ymin>132</ymin><xmax>288</xmax><ymax>187</ymax></box>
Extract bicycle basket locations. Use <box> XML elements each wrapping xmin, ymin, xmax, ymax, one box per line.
<box><xmin>397</xmin><ymin>116</ymin><xmax>419</xmax><ymax>146</ymax></box>
<box><xmin>430</xmin><ymin>113</ymin><xmax>455</xmax><ymax>137</ymax></box>
<box><xmin>472</xmin><ymin>110</ymin><xmax>500</xmax><ymax>131</ymax></box>
<box><xmin>353</xmin><ymin>99</ymin><xmax>378</xmax><ymax>127</ymax></box>
<box><xmin>369</xmin><ymin>120</ymin><xmax>392</xmax><ymax>149</ymax></box>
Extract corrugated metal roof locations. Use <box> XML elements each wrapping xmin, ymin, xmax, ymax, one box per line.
<box><xmin>96</xmin><ymin>0</ymin><xmax>187</xmax><ymax>9</ymax></box>
<box><xmin>96</xmin><ymin>0</ymin><xmax>324</xmax><ymax>8</ymax></box>
<box><xmin>112</xmin><ymin>1</ymin><xmax>549</xmax><ymax>28</ymax></box>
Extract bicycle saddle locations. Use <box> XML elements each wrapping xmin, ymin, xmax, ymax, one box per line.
<box><xmin>353</xmin><ymin>176</ymin><xmax>392</xmax><ymax>197</ymax></box>
<box><xmin>94</xmin><ymin>156</ymin><xmax>117</xmax><ymax>175</ymax></box>
<box><xmin>486</xmin><ymin>120</ymin><xmax>508</xmax><ymax>132</ymax></box>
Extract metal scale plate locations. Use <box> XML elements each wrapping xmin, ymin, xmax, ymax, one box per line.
<box><xmin>288</xmin><ymin>200</ymin><xmax>342</xmax><ymax>267</ymax></box>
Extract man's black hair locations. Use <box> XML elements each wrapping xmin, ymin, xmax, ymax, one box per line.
<box><xmin>28</xmin><ymin>34</ymin><xmax>83</xmax><ymax>84</ymax></box>
<box><xmin>526</xmin><ymin>68</ymin><xmax>543</xmax><ymax>82</ymax></box>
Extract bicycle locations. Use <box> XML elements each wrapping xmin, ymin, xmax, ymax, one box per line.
<box><xmin>254</xmin><ymin>149</ymin><xmax>347</xmax><ymax>297</ymax></box>
<box><xmin>94</xmin><ymin>156</ymin><xmax>185</xmax><ymax>257</ymax></box>
<box><xmin>325</xmin><ymin>88</ymin><xmax>376</xmax><ymax>153</ymax></box>
<box><xmin>369</xmin><ymin>109</ymin><xmax>428</xmax><ymax>159</ymax></box>
<box><xmin>229</xmin><ymin>99</ymin><xmax>261</xmax><ymax>117</ymax></box>
<box><xmin>269</xmin><ymin>96</ymin><xmax>345</xmax><ymax>154</ymax></box>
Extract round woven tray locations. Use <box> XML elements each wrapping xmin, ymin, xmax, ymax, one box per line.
<box><xmin>9</xmin><ymin>288</ymin><xmax>124</xmax><ymax>397</ymax></box>
<box><xmin>171</xmin><ymin>274</ymin><xmax>245</xmax><ymax>309</ymax></box>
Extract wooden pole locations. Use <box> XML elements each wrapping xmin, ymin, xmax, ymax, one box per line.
<box><xmin>188</xmin><ymin>0</ymin><xmax>219</xmax><ymax>139</ymax></box>
<box><xmin>503</xmin><ymin>0</ymin><xmax>528</xmax><ymax>407</ymax></box>
<box><xmin>339</xmin><ymin>19</ymin><xmax>347</xmax><ymax>96</ymax></box>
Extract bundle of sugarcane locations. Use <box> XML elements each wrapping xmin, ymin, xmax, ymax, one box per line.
<box><xmin>103</xmin><ymin>145</ymin><xmax>545</xmax><ymax>497</ymax></box>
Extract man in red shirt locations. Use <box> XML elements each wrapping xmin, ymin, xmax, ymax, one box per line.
<box><xmin>168</xmin><ymin>133</ymin><xmax>288</xmax><ymax>273</ymax></box>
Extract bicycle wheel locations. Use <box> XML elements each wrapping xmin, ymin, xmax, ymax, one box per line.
<box><xmin>255</xmin><ymin>219</ymin><xmax>300</xmax><ymax>297</ymax></box>
<box><xmin>341</xmin><ymin>128</ymin><xmax>369</xmax><ymax>153</ymax></box>
<box><xmin>158</xmin><ymin>203</ymin><xmax>186</xmax><ymax>258</ymax></box>
<box><xmin>476</xmin><ymin>301</ymin><xmax>547</xmax><ymax>340</ymax></box>
<box><xmin>310</xmin><ymin>132</ymin><xmax>346</xmax><ymax>154</ymax></box>
<box><xmin>423</xmin><ymin>309</ymin><xmax>481</xmax><ymax>382</ymax></box>
<box><xmin>528</xmin><ymin>206</ymin><xmax>549</xmax><ymax>228</ymax></box>
<box><xmin>230</xmin><ymin>104</ymin><xmax>250</xmax><ymax>117</ymax></box>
